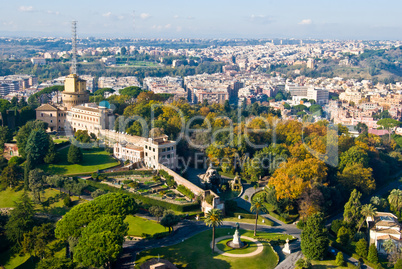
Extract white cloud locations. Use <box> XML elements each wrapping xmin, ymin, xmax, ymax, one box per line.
<box><xmin>18</xmin><ymin>6</ymin><xmax>34</xmax><ymax>12</ymax></box>
<box><xmin>186</xmin><ymin>16</ymin><xmax>195</xmax><ymax>20</ymax></box>
<box><xmin>249</xmin><ymin>14</ymin><xmax>274</xmax><ymax>24</ymax></box>
<box><xmin>173</xmin><ymin>15</ymin><xmax>179</xmax><ymax>19</ymax></box>
<box><xmin>140</xmin><ymin>13</ymin><xmax>151</xmax><ymax>20</ymax></box>
<box><xmin>299</xmin><ymin>19</ymin><xmax>312</xmax><ymax>25</ymax></box>
<box><xmin>176</xmin><ymin>26</ymin><xmax>182</xmax><ymax>32</ymax></box>
<box><xmin>165</xmin><ymin>24</ymin><xmax>171</xmax><ymax>29</ymax></box>
<box><xmin>102</xmin><ymin>12</ymin><xmax>112</xmax><ymax>17</ymax></box>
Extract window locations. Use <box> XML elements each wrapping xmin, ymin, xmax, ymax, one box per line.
<box><xmin>41</xmin><ymin>113</ymin><xmax>43</xmax><ymax>117</ymax></box>
<box><xmin>50</xmin><ymin>120</ymin><xmax>53</xmax><ymax>123</ymax></box>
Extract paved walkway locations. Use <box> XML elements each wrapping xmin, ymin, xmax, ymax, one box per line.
<box><xmin>212</xmin><ymin>236</ymin><xmax>264</xmax><ymax>257</ymax></box>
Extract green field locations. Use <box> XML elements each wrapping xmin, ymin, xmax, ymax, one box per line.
<box><xmin>311</xmin><ymin>259</ymin><xmax>356</xmax><ymax>268</ymax></box>
<box><xmin>40</xmin><ymin>146</ymin><xmax>119</xmax><ymax>175</ymax></box>
<box><xmin>216</xmin><ymin>239</ymin><xmax>257</xmax><ymax>254</ymax></box>
<box><xmin>223</xmin><ymin>216</ymin><xmax>272</xmax><ymax>226</ymax></box>
<box><xmin>135</xmin><ymin>228</ymin><xmax>280</xmax><ymax>269</ymax></box>
<box><xmin>0</xmin><ymin>188</ymin><xmax>81</xmax><ymax>215</ymax></box>
<box><xmin>124</xmin><ymin>216</ymin><xmax>166</xmax><ymax>237</ymax></box>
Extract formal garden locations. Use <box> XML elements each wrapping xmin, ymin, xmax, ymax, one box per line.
<box><xmin>135</xmin><ymin>228</ymin><xmax>294</xmax><ymax>269</ymax></box>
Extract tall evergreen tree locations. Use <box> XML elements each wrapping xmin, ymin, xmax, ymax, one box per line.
<box><xmin>25</xmin><ymin>128</ymin><xmax>50</xmax><ymax>165</ymax></box>
<box><xmin>5</xmin><ymin>192</ymin><xmax>35</xmax><ymax>247</ymax></box>
<box><xmin>343</xmin><ymin>189</ymin><xmax>362</xmax><ymax>227</ymax></box>
<box><xmin>367</xmin><ymin>244</ymin><xmax>379</xmax><ymax>264</ymax></box>
<box><xmin>67</xmin><ymin>145</ymin><xmax>83</xmax><ymax>164</ymax></box>
<box><xmin>301</xmin><ymin>212</ymin><xmax>328</xmax><ymax>260</ymax></box>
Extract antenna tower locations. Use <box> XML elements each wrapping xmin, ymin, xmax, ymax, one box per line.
<box><xmin>71</xmin><ymin>21</ymin><xmax>77</xmax><ymax>74</ymax></box>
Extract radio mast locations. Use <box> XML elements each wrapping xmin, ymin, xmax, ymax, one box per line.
<box><xmin>71</xmin><ymin>21</ymin><xmax>77</xmax><ymax>75</ymax></box>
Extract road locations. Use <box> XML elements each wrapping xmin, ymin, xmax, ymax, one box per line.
<box><xmin>116</xmin><ymin>175</ymin><xmax>402</xmax><ymax>269</ymax></box>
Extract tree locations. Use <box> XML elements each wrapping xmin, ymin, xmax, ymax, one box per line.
<box><xmin>75</xmin><ymin>130</ymin><xmax>91</xmax><ymax>143</ymax></box>
<box><xmin>5</xmin><ymin>192</ymin><xmax>35</xmax><ymax>247</ymax></box>
<box><xmin>338</xmin><ymin>163</ymin><xmax>375</xmax><ymax>194</ymax></box>
<box><xmin>67</xmin><ymin>145</ymin><xmax>83</xmax><ymax>164</ymax></box>
<box><xmin>44</xmin><ymin>138</ymin><xmax>57</xmax><ymax>164</ymax></box>
<box><xmin>36</xmin><ymin>257</ymin><xmax>76</xmax><ymax>269</ymax></box>
<box><xmin>21</xmin><ymin>223</ymin><xmax>54</xmax><ymax>259</ymax></box>
<box><xmin>204</xmin><ymin>208</ymin><xmax>223</xmax><ymax>253</ymax></box>
<box><xmin>91</xmin><ymin>189</ymin><xmax>106</xmax><ymax>199</ymax></box>
<box><xmin>377</xmin><ymin>118</ymin><xmax>401</xmax><ymax>140</ymax></box>
<box><xmin>336</xmin><ymin>226</ymin><xmax>350</xmax><ymax>246</ymax></box>
<box><xmin>1</xmin><ymin>163</ymin><xmax>22</xmax><ymax>189</ymax></box>
<box><xmin>301</xmin><ymin>212</ymin><xmax>328</xmax><ymax>260</ymax></box>
<box><xmin>343</xmin><ymin>189</ymin><xmax>362</xmax><ymax>227</ymax></box>
<box><xmin>382</xmin><ymin>239</ymin><xmax>395</xmax><ymax>254</ymax></box>
<box><xmin>339</xmin><ymin>146</ymin><xmax>369</xmax><ymax>171</ymax></box>
<box><xmin>358</xmin><ymin>204</ymin><xmax>377</xmax><ymax>232</ymax></box>
<box><xmin>46</xmin><ymin>175</ymin><xmax>64</xmax><ymax>193</ymax></box>
<box><xmin>0</xmin><ymin>126</ymin><xmax>13</xmax><ymax>151</ymax></box>
<box><xmin>28</xmin><ymin>168</ymin><xmax>45</xmax><ymax>203</ymax></box>
<box><xmin>388</xmin><ymin>189</ymin><xmax>402</xmax><ymax>213</ymax></box>
<box><xmin>73</xmin><ymin>215</ymin><xmax>128</xmax><ymax>268</ymax></box>
<box><xmin>160</xmin><ymin>210</ymin><xmax>180</xmax><ymax>233</ymax></box>
<box><xmin>394</xmin><ymin>259</ymin><xmax>402</xmax><ymax>269</ymax></box>
<box><xmin>149</xmin><ymin>206</ymin><xmax>164</xmax><ymax>222</ymax></box>
<box><xmin>250</xmin><ymin>196</ymin><xmax>266</xmax><ymax>236</ymax></box>
<box><xmin>335</xmin><ymin>252</ymin><xmax>346</xmax><ymax>267</ymax></box>
<box><xmin>367</xmin><ymin>243</ymin><xmax>379</xmax><ymax>264</ymax></box>
<box><xmin>355</xmin><ymin>238</ymin><xmax>368</xmax><ymax>258</ymax></box>
<box><xmin>25</xmin><ymin>128</ymin><xmax>51</xmax><ymax>165</ymax></box>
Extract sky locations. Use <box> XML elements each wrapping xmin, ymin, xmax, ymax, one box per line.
<box><xmin>1</xmin><ymin>0</ymin><xmax>402</xmax><ymax>40</ymax></box>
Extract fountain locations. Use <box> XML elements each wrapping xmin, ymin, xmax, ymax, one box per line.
<box><xmin>227</xmin><ymin>223</ymin><xmax>247</xmax><ymax>249</ymax></box>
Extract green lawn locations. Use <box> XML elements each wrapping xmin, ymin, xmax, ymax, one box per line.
<box><xmin>40</xmin><ymin>146</ymin><xmax>119</xmax><ymax>175</ymax></box>
<box><xmin>0</xmin><ymin>188</ymin><xmax>81</xmax><ymax>216</ymax></box>
<box><xmin>311</xmin><ymin>259</ymin><xmax>356</xmax><ymax>268</ymax></box>
<box><xmin>124</xmin><ymin>216</ymin><xmax>166</xmax><ymax>237</ymax></box>
<box><xmin>224</xmin><ymin>216</ymin><xmax>272</xmax><ymax>226</ymax></box>
<box><xmin>0</xmin><ymin>249</ymin><xmax>32</xmax><ymax>269</ymax></box>
<box><xmin>216</xmin><ymin>239</ymin><xmax>258</xmax><ymax>254</ymax></box>
<box><xmin>135</xmin><ymin>228</ymin><xmax>280</xmax><ymax>269</ymax></box>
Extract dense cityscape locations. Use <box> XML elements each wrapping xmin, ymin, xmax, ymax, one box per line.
<box><xmin>1</xmin><ymin>2</ymin><xmax>402</xmax><ymax>269</ymax></box>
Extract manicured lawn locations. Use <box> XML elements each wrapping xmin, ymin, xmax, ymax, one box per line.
<box><xmin>0</xmin><ymin>249</ymin><xmax>32</xmax><ymax>269</ymax></box>
<box><xmin>135</xmin><ymin>228</ymin><xmax>280</xmax><ymax>269</ymax></box>
<box><xmin>311</xmin><ymin>259</ymin><xmax>356</xmax><ymax>268</ymax></box>
<box><xmin>40</xmin><ymin>146</ymin><xmax>119</xmax><ymax>175</ymax></box>
<box><xmin>124</xmin><ymin>216</ymin><xmax>166</xmax><ymax>237</ymax></box>
<box><xmin>216</xmin><ymin>239</ymin><xmax>258</xmax><ymax>254</ymax></box>
<box><xmin>53</xmin><ymin>139</ymin><xmax>69</xmax><ymax>144</ymax></box>
<box><xmin>0</xmin><ymin>188</ymin><xmax>81</xmax><ymax>216</ymax></box>
<box><xmin>224</xmin><ymin>216</ymin><xmax>273</xmax><ymax>226</ymax></box>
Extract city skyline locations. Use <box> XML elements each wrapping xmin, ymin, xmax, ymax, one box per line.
<box><xmin>0</xmin><ymin>0</ymin><xmax>402</xmax><ymax>40</ymax></box>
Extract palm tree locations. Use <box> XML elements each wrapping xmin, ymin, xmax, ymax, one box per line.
<box><xmin>358</xmin><ymin>204</ymin><xmax>377</xmax><ymax>232</ymax></box>
<box><xmin>382</xmin><ymin>239</ymin><xmax>395</xmax><ymax>254</ymax></box>
<box><xmin>204</xmin><ymin>209</ymin><xmax>223</xmax><ymax>253</ymax></box>
<box><xmin>250</xmin><ymin>196</ymin><xmax>267</xmax><ymax>236</ymax></box>
<box><xmin>388</xmin><ymin>189</ymin><xmax>402</xmax><ymax>212</ymax></box>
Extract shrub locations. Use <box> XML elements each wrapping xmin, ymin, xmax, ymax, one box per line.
<box><xmin>244</xmin><ymin>195</ymin><xmax>249</xmax><ymax>201</ymax></box>
<box><xmin>91</xmin><ymin>173</ymin><xmax>99</xmax><ymax>180</ymax></box>
<box><xmin>331</xmin><ymin>219</ymin><xmax>343</xmax><ymax>234</ymax></box>
<box><xmin>296</xmin><ymin>258</ymin><xmax>312</xmax><ymax>269</ymax></box>
<box><xmin>176</xmin><ymin>185</ymin><xmax>195</xmax><ymax>199</ymax></box>
<box><xmin>296</xmin><ymin>220</ymin><xmax>306</xmax><ymax>229</ymax></box>
<box><xmin>367</xmin><ymin>244</ymin><xmax>378</xmax><ymax>264</ymax></box>
<box><xmin>91</xmin><ymin>189</ymin><xmax>107</xmax><ymax>198</ymax></box>
<box><xmin>355</xmin><ymin>238</ymin><xmax>368</xmax><ymax>258</ymax></box>
<box><xmin>336</xmin><ymin>226</ymin><xmax>350</xmax><ymax>246</ymax></box>
<box><xmin>353</xmin><ymin>231</ymin><xmax>365</xmax><ymax>241</ymax></box>
<box><xmin>205</xmin><ymin>194</ymin><xmax>214</xmax><ymax>205</ymax></box>
<box><xmin>394</xmin><ymin>259</ymin><xmax>402</xmax><ymax>269</ymax></box>
<box><xmin>335</xmin><ymin>252</ymin><xmax>346</xmax><ymax>267</ymax></box>
<box><xmin>63</xmin><ymin>195</ymin><xmax>72</xmax><ymax>207</ymax></box>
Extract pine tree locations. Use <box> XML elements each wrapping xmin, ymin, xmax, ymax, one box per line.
<box><xmin>336</xmin><ymin>226</ymin><xmax>350</xmax><ymax>246</ymax></box>
<box><xmin>367</xmin><ymin>244</ymin><xmax>378</xmax><ymax>264</ymax></box>
<box><xmin>335</xmin><ymin>252</ymin><xmax>345</xmax><ymax>267</ymax></box>
<box><xmin>67</xmin><ymin>145</ymin><xmax>83</xmax><ymax>164</ymax></box>
<box><xmin>355</xmin><ymin>238</ymin><xmax>368</xmax><ymax>258</ymax></box>
<box><xmin>343</xmin><ymin>189</ymin><xmax>362</xmax><ymax>227</ymax></box>
<box><xmin>301</xmin><ymin>212</ymin><xmax>328</xmax><ymax>260</ymax></box>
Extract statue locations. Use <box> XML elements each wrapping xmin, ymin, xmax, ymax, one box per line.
<box><xmin>282</xmin><ymin>238</ymin><xmax>291</xmax><ymax>254</ymax></box>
